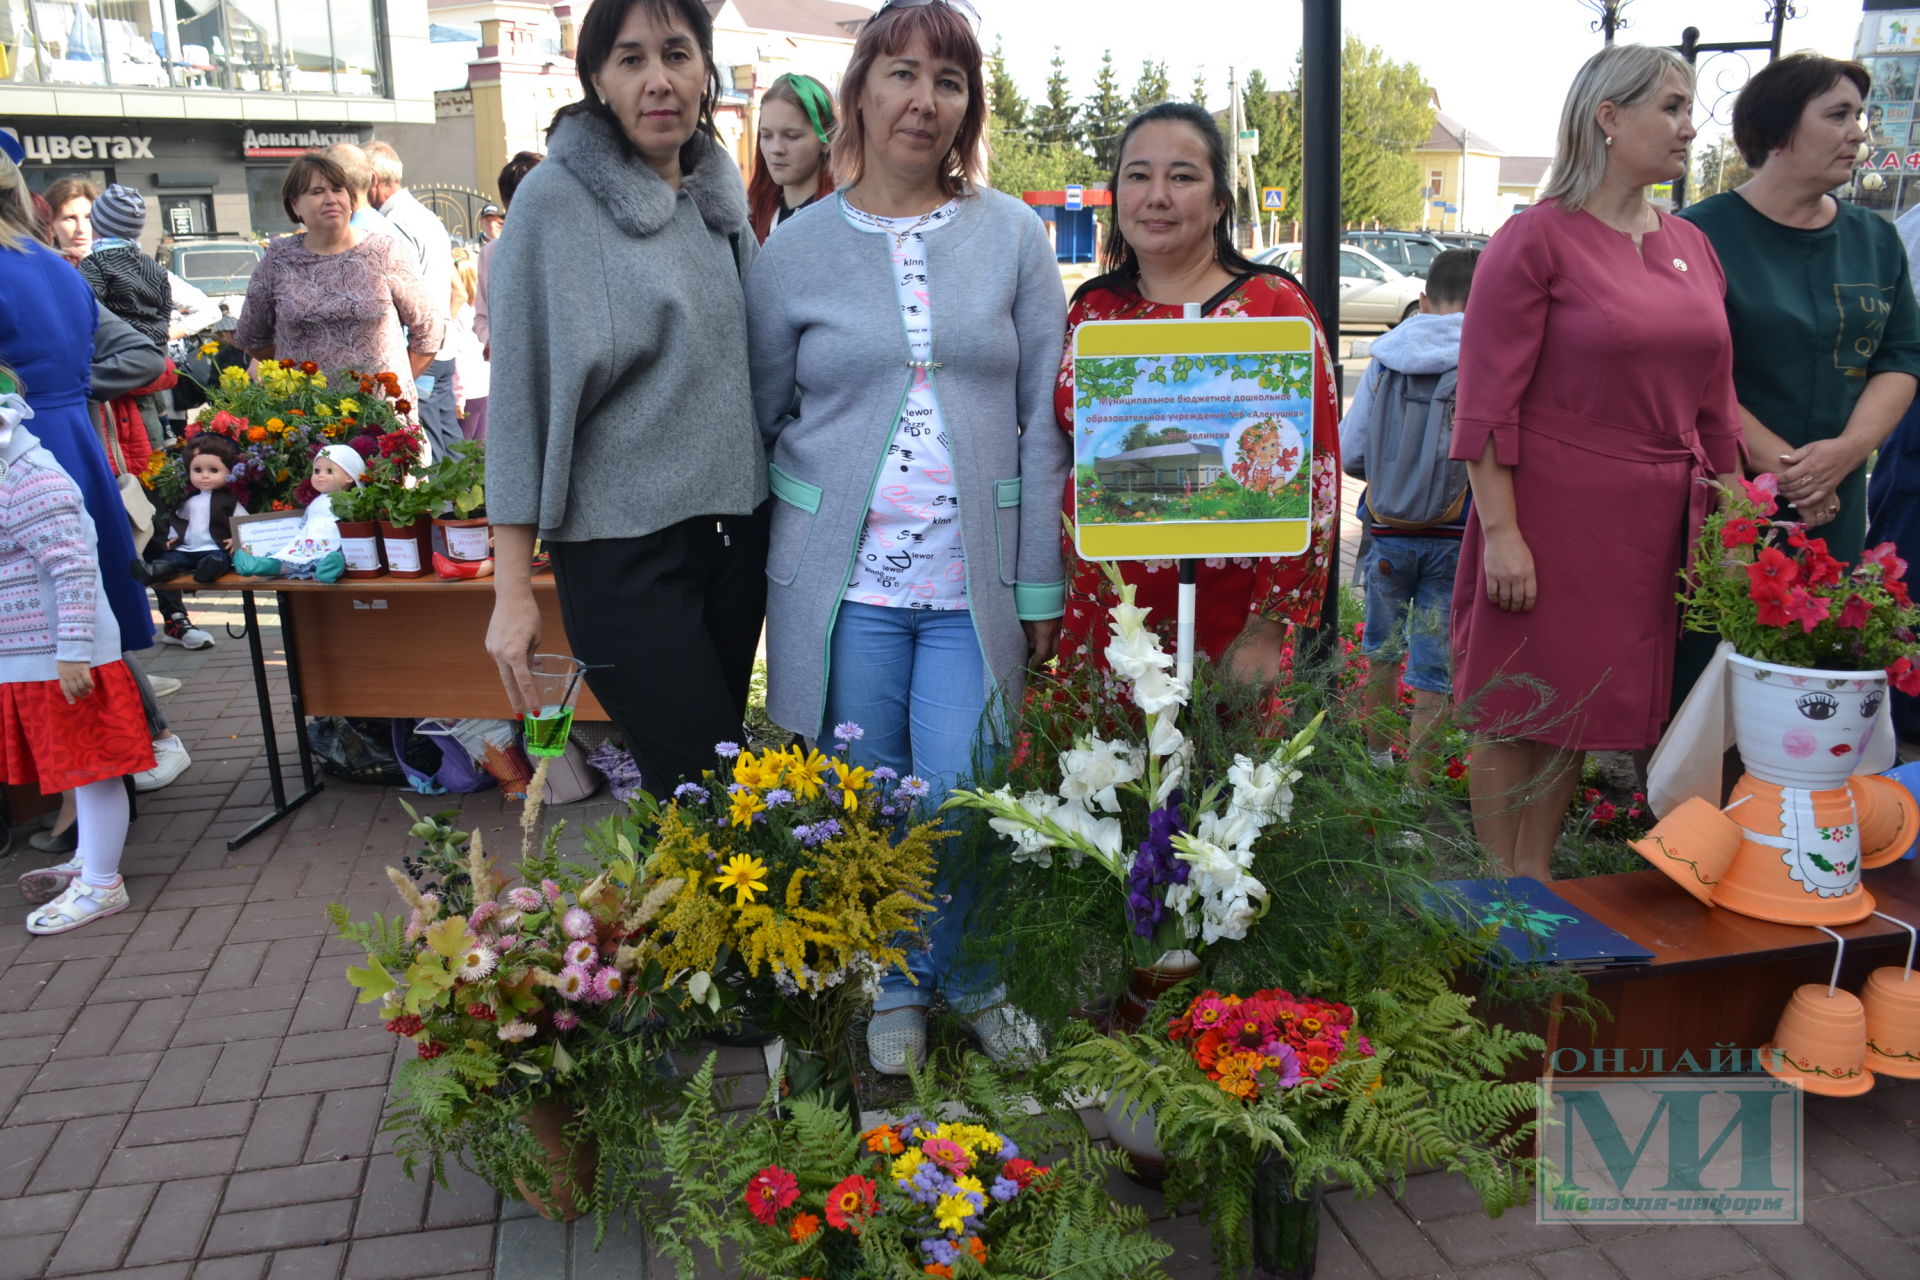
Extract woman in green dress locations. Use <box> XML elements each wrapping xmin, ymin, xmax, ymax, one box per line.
<box><xmin>1681</xmin><ymin>52</ymin><xmax>1920</xmax><ymax>565</ymax></box>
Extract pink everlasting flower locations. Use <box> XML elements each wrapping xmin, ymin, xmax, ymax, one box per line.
<box><xmin>468</xmin><ymin>900</ymin><xmax>499</xmax><ymax>928</ymax></box>
<box><xmin>562</xmin><ymin>907</ymin><xmax>595</xmax><ymax>940</ymax></box>
<box><xmin>588</xmin><ymin>968</ymin><xmax>624</xmax><ymax>1003</ymax></box>
<box><xmin>551</xmin><ymin>1009</ymin><xmax>580</xmax><ymax>1031</ymax></box>
<box><xmin>554</xmin><ymin>965</ymin><xmax>592</xmax><ymax>1000</ymax></box>
<box><xmin>564</xmin><ymin>940</ymin><xmax>596</xmax><ymax>969</ymax></box>
<box><xmin>541</xmin><ymin>879</ymin><xmax>563</xmax><ymax>905</ymax></box>
<box><xmin>506</xmin><ymin>886</ymin><xmax>543</xmax><ymax>912</ymax></box>
<box><xmin>497</xmin><ymin>1020</ymin><xmax>536</xmax><ymax>1042</ymax></box>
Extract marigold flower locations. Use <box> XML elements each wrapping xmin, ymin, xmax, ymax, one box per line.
<box><xmin>198</xmin><ymin>340</ymin><xmax>221</xmax><ymax>356</ymax></box>
<box><xmin>863</xmin><ymin>1124</ymin><xmax>905</xmax><ymax>1155</ymax></box>
<box><xmin>247</xmin><ymin>426</ymin><xmax>267</xmax><ymax>442</ymax></box>
<box><xmin>787</xmin><ymin>1211</ymin><xmax>820</xmax><ymax>1243</ymax></box>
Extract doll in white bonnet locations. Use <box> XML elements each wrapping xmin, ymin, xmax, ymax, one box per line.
<box><xmin>230</xmin><ymin>445</ymin><xmax>365</xmax><ymax>582</ymax></box>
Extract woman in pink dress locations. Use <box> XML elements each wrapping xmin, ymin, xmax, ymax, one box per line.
<box><xmin>235</xmin><ymin>152</ymin><xmax>440</xmax><ymax>405</ymax></box>
<box><xmin>1452</xmin><ymin>44</ymin><xmax>1743</xmax><ymax>880</ymax></box>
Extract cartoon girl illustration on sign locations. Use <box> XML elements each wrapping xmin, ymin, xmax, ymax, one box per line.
<box><xmin>1230</xmin><ymin>416</ymin><xmax>1304</xmax><ymax>494</ymax></box>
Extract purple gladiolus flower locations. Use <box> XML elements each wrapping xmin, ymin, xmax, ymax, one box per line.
<box><xmin>1126</xmin><ymin>789</ymin><xmax>1186</xmax><ymax>936</ymax></box>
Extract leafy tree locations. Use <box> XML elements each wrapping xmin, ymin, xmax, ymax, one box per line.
<box><xmin>1086</xmin><ymin>49</ymin><xmax>1129</xmax><ymax>170</ymax></box>
<box><xmin>1690</xmin><ymin>135</ymin><xmax>1750</xmax><ymax>200</ymax></box>
<box><xmin>1190</xmin><ymin>67</ymin><xmax>1208</xmax><ymax>109</ymax></box>
<box><xmin>1241</xmin><ymin>67</ymin><xmax>1292</xmax><ymax>216</ymax></box>
<box><xmin>1028</xmin><ymin>46</ymin><xmax>1081</xmax><ymax>152</ymax></box>
<box><xmin>987</xmin><ymin>35</ymin><xmax>1026</xmax><ymax>132</ymax></box>
<box><xmin>986</xmin><ymin>117</ymin><xmax>1079</xmax><ymax>196</ymax></box>
<box><xmin>1132</xmin><ymin>59</ymin><xmax>1170</xmax><ymax>113</ymax></box>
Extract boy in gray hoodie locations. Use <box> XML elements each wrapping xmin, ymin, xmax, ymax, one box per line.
<box><xmin>1339</xmin><ymin>248</ymin><xmax>1479</xmax><ymax>785</ymax></box>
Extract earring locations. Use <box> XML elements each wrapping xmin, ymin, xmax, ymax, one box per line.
<box><xmin>1604</xmin><ymin>135</ymin><xmax>1614</xmax><ymax>148</ymax></box>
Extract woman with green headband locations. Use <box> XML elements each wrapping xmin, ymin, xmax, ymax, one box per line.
<box><xmin>748</xmin><ymin>73</ymin><xmax>837</xmax><ymax>241</ymax></box>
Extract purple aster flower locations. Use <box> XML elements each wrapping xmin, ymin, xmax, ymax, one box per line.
<box><xmin>997</xmin><ymin>1137</ymin><xmax>1019</xmax><ymax>1160</ymax></box>
<box><xmin>672</xmin><ymin>782</ymin><xmax>709</xmax><ymax>804</ymax></box>
<box><xmin>872</xmin><ymin>765</ymin><xmax>898</xmax><ymax>782</ymax></box>
<box><xmin>799</xmin><ymin>818</ymin><xmax>841</xmax><ymax>846</ymax></box>
<box><xmin>833</xmin><ymin>721</ymin><xmax>865</xmax><ymax>744</ymax></box>
<box><xmin>714</xmin><ymin>741</ymin><xmax>741</xmax><ymax>758</ymax></box>
<box><xmin>765</xmin><ymin>789</ymin><xmax>793</xmax><ymax>807</ymax></box>
<box><xmin>990</xmin><ymin>1175</ymin><xmax>1019</xmax><ymax>1202</ymax></box>
<box><xmin>898</xmin><ymin>775</ymin><xmax>931</xmax><ymax>800</ymax></box>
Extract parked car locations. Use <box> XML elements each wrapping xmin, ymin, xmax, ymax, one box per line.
<box><xmin>1341</xmin><ymin>229</ymin><xmax>1446</xmax><ymax>278</ymax></box>
<box><xmin>1257</xmin><ymin>243</ymin><xmax>1426</xmax><ymax>328</ymax></box>
<box><xmin>1430</xmin><ymin>231</ymin><xmax>1490</xmax><ymax>251</ymax></box>
<box><xmin>164</xmin><ymin>237</ymin><xmax>263</xmax><ymax>328</ymax></box>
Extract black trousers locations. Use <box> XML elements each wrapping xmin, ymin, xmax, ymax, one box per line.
<box><xmin>549</xmin><ymin>504</ymin><xmax>769</xmax><ymax>794</ymax></box>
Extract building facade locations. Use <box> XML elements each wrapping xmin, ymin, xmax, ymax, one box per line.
<box><xmin>1414</xmin><ymin>111</ymin><xmax>1504</xmax><ymax>236</ymax></box>
<box><xmin>1</xmin><ymin>0</ymin><xmax>437</xmax><ymax>245</ymax></box>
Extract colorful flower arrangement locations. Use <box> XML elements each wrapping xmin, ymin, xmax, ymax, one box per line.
<box><xmin>1684</xmin><ymin>473</ymin><xmax>1920</xmax><ymax>684</ymax></box>
<box><xmin>947</xmin><ymin>567</ymin><xmax>1324</xmax><ymax>963</ymax></box>
<box><xmin>144</xmin><ymin>360</ymin><xmax>418</xmax><ymax>513</ymax></box>
<box><xmin>740</xmin><ymin>1118</ymin><xmax>1052</xmax><ymax>1275</ymax></box>
<box><xmin>650</xmin><ymin>1056</ymin><xmax>1174</xmax><ymax>1279</ymax></box>
<box><xmin>624</xmin><ymin>731</ymin><xmax>939</xmax><ymax>1094</ymax></box>
<box><xmin>1166</xmin><ymin>987</ymin><xmax>1372</xmax><ymax>1101</ymax></box>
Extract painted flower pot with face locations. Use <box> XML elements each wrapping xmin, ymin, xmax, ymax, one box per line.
<box><xmin>1726</xmin><ymin>653</ymin><xmax>1887</xmax><ymax>789</ymax></box>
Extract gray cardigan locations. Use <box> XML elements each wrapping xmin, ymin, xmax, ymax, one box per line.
<box><xmin>744</xmin><ymin>188</ymin><xmax>1069</xmax><ymax>739</ymax></box>
<box><xmin>486</xmin><ymin>113</ymin><xmax>766</xmax><ymax>540</ymax></box>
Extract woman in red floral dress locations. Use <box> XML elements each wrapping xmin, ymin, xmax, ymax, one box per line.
<box><xmin>1054</xmin><ymin>104</ymin><xmax>1339</xmax><ymax>680</ymax></box>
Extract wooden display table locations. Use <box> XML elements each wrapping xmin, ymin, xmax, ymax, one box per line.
<box><xmin>1536</xmin><ymin>866</ymin><xmax>1920</xmax><ymax>1075</ymax></box>
<box><xmin>180</xmin><ymin>573</ymin><xmax>603</xmax><ymax>848</ymax></box>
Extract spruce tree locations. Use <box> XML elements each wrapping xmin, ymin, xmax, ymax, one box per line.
<box><xmin>1190</xmin><ymin>67</ymin><xmax>1208</xmax><ymax>109</ymax></box>
<box><xmin>987</xmin><ymin>36</ymin><xmax>1027</xmax><ymax>131</ymax></box>
<box><xmin>1132</xmin><ymin>59</ymin><xmax>1170</xmax><ymax>113</ymax></box>
<box><xmin>1028</xmin><ymin>46</ymin><xmax>1080</xmax><ymax>153</ymax></box>
<box><xmin>1086</xmin><ymin>49</ymin><xmax>1129</xmax><ymax>170</ymax></box>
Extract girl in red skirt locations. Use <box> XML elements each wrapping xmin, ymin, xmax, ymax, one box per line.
<box><xmin>0</xmin><ymin>375</ymin><xmax>154</xmax><ymax>934</ymax></box>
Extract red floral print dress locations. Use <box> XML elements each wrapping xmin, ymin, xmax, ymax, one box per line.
<box><xmin>1053</xmin><ymin>271</ymin><xmax>1341</xmax><ymax>673</ymax></box>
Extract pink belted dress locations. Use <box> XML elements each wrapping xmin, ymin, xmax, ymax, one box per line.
<box><xmin>1449</xmin><ymin>199</ymin><xmax>1743</xmax><ymax>751</ymax></box>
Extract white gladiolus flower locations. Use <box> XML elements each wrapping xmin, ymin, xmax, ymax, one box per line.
<box><xmin>1200</xmin><ymin>877</ymin><xmax>1267</xmax><ymax>943</ymax></box>
<box><xmin>1147</xmin><ymin>711</ymin><xmax>1185</xmax><ymax>758</ymax></box>
<box><xmin>1057</xmin><ymin>736</ymin><xmax>1144</xmax><ymax>812</ymax></box>
<box><xmin>1194</xmin><ymin>809</ymin><xmax>1260</xmax><ymax>859</ymax></box>
<box><xmin>1129</xmin><ymin>668</ymin><xmax>1188</xmax><ymax>715</ymax></box>
<box><xmin>989</xmin><ymin>789</ymin><xmax>1070</xmax><ymax>865</ymax></box>
<box><xmin>1052</xmin><ymin>801</ymin><xmax>1125</xmax><ymax>864</ymax></box>
<box><xmin>1105</xmin><ymin>626</ymin><xmax>1169</xmax><ymax>682</ymax></box>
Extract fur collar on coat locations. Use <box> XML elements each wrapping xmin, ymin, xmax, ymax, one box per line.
<box><xmin>546</xmin><ymin>109</ymin><xmax>747</xmax><ymax>240</ymax></box>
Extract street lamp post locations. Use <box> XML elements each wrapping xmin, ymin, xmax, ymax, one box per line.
<box><xmin>1302</xmin><ymin>0</ymin><xmax>1341</xmax><ymax>656</ymax></box>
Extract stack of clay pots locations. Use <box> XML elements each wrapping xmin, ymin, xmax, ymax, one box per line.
<box><xmin>1762</xmin><ymin>967</ymin><xmax>1920</xmax><ymax>1095</ymax></box>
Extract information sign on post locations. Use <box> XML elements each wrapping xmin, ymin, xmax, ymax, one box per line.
<box><xmin>1071</xmin><ymin>317</ymin><xmax>1316</xmax><ymax>561</ymax></box>
<box><xmin>1064</xmin><ymin>184</ymin><xmax>1084</xmax><ymax>211</ymax></box>
<box><xmin>1262</xmin><ymin>187</ymin><xmax>1286</xmax><ymax>211</ymax></box>
<box><xmin>1237</xmin><ymin>129</ymin><xmax>1259</xmax><ymax>157</ymax></box>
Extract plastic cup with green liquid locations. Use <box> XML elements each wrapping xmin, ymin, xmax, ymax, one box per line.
<box><xmin>523</xmin><ymin>653</ymin><xmax>588</xmax><ymax>757</ymax></box>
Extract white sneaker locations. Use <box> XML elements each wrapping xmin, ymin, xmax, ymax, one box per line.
<box><xmin>134</xmin><ymin>738</ymin><xmax>191</xmax><ymax>792</ymax></box>
<box><xmin>17</xmin><ymin>857</ymin><xmax>82</xmax><ymax>902</ymax></box>
<box><xmin>149</xmin><ymin>675</ymin><xmax>182</xmax><ymax>699</ymax></box>
<box><xmin>968</xmin><ymin>1004</ymin><xmax>1045</xmax><ymax>1065</ymax></box>
<box><xmin>867</xmin><ymin>1007</ymin><xmax>928</xmax><ymax>1076</ymax></box>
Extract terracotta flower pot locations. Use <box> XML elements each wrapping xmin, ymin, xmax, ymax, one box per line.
<box><xmin>1727</xmin><ymin>653</ymin><xmax>1886</xmax><ymax>790</ymax></box>
<box><xmin>336</xmin><ymin>519</ymin><xmax>385</xmax><ymax>580</ymax></box>
<box><xmin>1630</xmin><ymin>797</ymin><xmax>1742</xmax><ymax>907</ymax></box>
<box><xmin>378</xmin><ymin>516</ymin><xmax>432</xmax><ymax>579</ymax></box>
<box><xmin>1851</xmin><ymin>774</ymin><xmax>1920</xmax><ymax>869</ymax></box>
<box><xmin>1761</xmin><ymin>983</ymin><xmax>1875</xmax><ymax>1097</ymax></box>
<box><xmin>1111</xmin><ymin>950</ymin><xmax>1202</xmax><ymax>1034</ymax></box>
<box><xmin>1862</xmin><ymin>966</ymin><xmax>1920</xmax><ymax>1080</ymax></box>
<box><xmin>1712</xmin><ymin>776</ymin><xmax>1908</xmax><ymax>927</ymax></box>
<box><xmin>433</xmin><ymin>516</ymin><xmax>492</xmax><ymax>563</ymax></box>
<box><xmin>513</xmin><ymin>1098</ymin><xmax>599</xmax><ymax>1221</ymax></box>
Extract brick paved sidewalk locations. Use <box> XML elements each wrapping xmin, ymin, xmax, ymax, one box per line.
<box><xmin>0</xmin><ymin>595</ymin><xmax>1915</xmax><ymax>1280</ymax></box>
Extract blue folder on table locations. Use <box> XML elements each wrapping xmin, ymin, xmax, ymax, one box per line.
<box><xmin>1428</xmin><ymin>877</ymin><xmax>1654</xmax><ymax>970</ymax></box>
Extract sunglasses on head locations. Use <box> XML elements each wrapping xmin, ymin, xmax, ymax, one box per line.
<box><xmin>874</xmin><ymin>0</ymin><xmax>981</xmax><ymax>28</ymax></box>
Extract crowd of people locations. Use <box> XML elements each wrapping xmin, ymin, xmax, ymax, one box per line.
<box><xmin>4</xmin><ymin>0</ymin><xmax>1917</xmax><ymax>1074</ymax></box>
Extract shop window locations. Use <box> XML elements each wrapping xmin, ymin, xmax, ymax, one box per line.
<box><xmin>27</xmin><ymin>0</ymin><xmax>107</xmax><ymax>83</ymax></box>
<box><xmin>156</xmin><ymin>191</ymin><xmax>213</xmax><ymax>239</ymax></box>
<box><xmin>23</xmin><ymin>165</ymin><xmax>111</xmax><ymax>196</ymax></box>
<box><xmin>96</xmin><ymin>0</ymin><xmax>167</xmax><ymax>85</ymax></box>
<box><xmin>220</xmin><ymin>0</ymin><xmax>285</xmax><ymax>92</ymax></box>
<box><xmin>247</xmin><ymin>164</ymin><xmax>296</xmax><ymax>236</ymax></box>
<box><xmin>279</xmin><ymin>0</ymin><xmax>333</xmax><ymax>93</ymax></box>
<box><xmin>327</xmin><ymin>0</ymin><xmax>381</xmax><ymax>96</ymax></box>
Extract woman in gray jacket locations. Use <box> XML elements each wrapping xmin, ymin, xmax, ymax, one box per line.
<box><xmin>744</xmin><ymin>0</ymin><xmax>1069</xmax><ymax>1076</ymax></box>
<box><xmin>484</xmin><ymin>0</ymin><xmax>767</xmax><ymax>792</ymax></box>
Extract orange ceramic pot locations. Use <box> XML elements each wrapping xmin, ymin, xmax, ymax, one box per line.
<box><xmin>1631</xmin><ymin>797</ymin><xmax>1742</xmax><ymax>907</ymax></box>
<box><xmin>1761</xmin><ymin>984</ymin><xmax>1875</xmax><ymax>1097</ymax></box>
<box><xmin>1862</xmin><ymin>966</ymin><xmax>1920</xmax><ymax>1081</ymax></box>
<box><xmin>1709</xmin><ymin>775</ymin><xmax>1912</xmax><ymax>927</ymax></box>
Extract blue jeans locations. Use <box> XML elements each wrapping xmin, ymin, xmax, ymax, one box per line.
<box><xmin>823</xmin><ymin>602</ymin><xmax>998</xmax><ymax>1015</ymax></box>
<box><xmin>1361</xmin><ymin>535</ymin><xmax>1461</xmax><ymax>695</ymax></box>
<box><xmin>153</xmin><ymin>547</ymin><xmax>228</xmax><ymax>579</ymax></box>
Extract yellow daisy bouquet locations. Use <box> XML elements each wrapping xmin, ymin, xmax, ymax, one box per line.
<box><xmin>624</xmin><ymin>728</ymin><xmax>942</xmax><ymax>1104</ymax></box>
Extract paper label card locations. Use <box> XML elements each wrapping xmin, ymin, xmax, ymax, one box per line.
<box><xmin>1071</xmin><ymin>316</ymin><xmax>1316</xmax><ymax>561</ymax></box>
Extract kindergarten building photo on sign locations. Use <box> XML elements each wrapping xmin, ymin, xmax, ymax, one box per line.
<box><xmin>1071</xmin><ymin>316</ymin><xmax>1317</xmax><ymax>561</ymax></box>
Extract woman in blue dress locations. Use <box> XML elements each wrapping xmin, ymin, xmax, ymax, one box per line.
<box><xmin>0</xmin><ymin>149</ymin><xmax>155</xmax><ymax>656</ymax></box>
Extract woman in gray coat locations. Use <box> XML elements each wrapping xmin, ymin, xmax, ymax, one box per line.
<box><xmin>744</xmin><ymin>0</ymin><xmax>1069</xmax><ymax>1076</ymax></box>
<box><xmin>484</xmin><ymin>0</ymin><xmax>767</xmax><ymax>792</ymax></box>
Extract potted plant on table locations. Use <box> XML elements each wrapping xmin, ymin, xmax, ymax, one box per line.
<box><xmin>1048</xmin><ymin>962</ymin><xmax>1542</xmax><ymax>1279</ymax></box>
<box><xmin>327</xmin><ymin>471</ymin><xmax>387</xmax><ymax>579</ymax></box>
<box><xmin>361</xmin><ymin>428</ymin><xmax>431</xmax><ymax>578</ymax></box>
<box><xmin>426</xmin><ymin>440</ymin><xmax>491</xmax><ymax>576</ymax></box>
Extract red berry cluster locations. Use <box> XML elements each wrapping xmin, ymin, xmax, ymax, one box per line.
<box><xmin>416</xmin><ymin>1041</ymin><xmax>447</xmax><ymax>1060</ymax></box>
<box><xmin>466</xmin><ymin>1003</ymin><xmax>497</xmax><ymax>1022</ymax></box>
<box><xmin>384</xmin><ymin>1014</ymin><xmax>425</xmax><ymax>1037</ymax></box>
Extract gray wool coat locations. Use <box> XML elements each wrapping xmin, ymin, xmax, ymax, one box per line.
<box><xmin>744</xmin><ymin>187</ymin><xmax>1070</xmax><ymax>740</ymax></box>
<box><xmin>486</xmin><ymin>112</ymin><xmax>767</xmax><ymax>540</ymax></box>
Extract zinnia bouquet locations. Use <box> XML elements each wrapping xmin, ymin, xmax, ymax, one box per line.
<box><xmin>651</xmin><ymin>1055</ymin><xmax>1174</xmax><ymax>1279</ymax></box>
<box><xmin>1684</xmin><ymin>473</ymin><xmax>1920</xmax><ymax>685</ymax></box>
<box><xmin>145</xmin><ymin>360</ymin><xmax>417</xmax><ymax>512</ymax></box>
<box><xmin>626</xmin><ymin>731</ymin><xmax>939</xmax><ymax>1100</ymax></box>
<box><xmin>946</xmin><ymin>568</ymin><xmax>1324</xmax><ymax>964</ymax></box>
<box><xmin>1049</xmin><ymin>962</ymin><xmax>1542</xmax><ymax>1273</ymax></box>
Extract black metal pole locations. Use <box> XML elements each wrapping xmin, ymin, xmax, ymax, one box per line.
<box><xmin>1302</xmin><ymin>0</ymin><xmax>1342</xmax><ymax>661</ymax></box>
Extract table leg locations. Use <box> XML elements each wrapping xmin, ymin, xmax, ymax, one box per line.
<box><xmin>226</xmin><ymin>590</ymin><xmax>323</xmax><ymax>850</ymax></box>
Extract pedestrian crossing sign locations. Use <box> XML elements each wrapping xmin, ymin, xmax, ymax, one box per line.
<box><xmin>1262</xmin><ymin>187</ymin><xmax>1286</xmax><ymax>211</ymax></box>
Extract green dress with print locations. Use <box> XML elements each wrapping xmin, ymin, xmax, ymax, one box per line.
<box><xmin>1680</xmin><ymin>191</ymin><xmax>1920</xmax><ymax>564</ymax></box>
